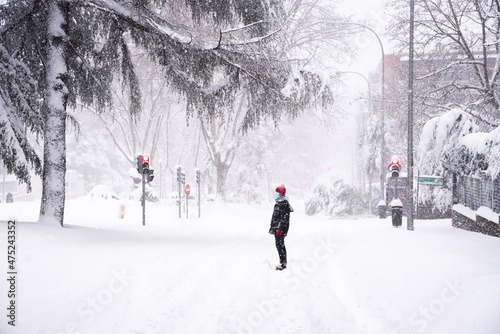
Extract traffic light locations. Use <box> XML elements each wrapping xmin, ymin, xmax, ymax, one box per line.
<box><xmin>148</xmin><ymin>169</ymin><xmax>154</xmax><ymax>182</ymax></box>
<box><xmin>136</xmin><ymin>155</ymin><xmax>142</xmax><ymax>174</ymax></box>
<box><xmin>136</xmin><ymin>155</ymin><xmax>150</xmax><ymax>174</ymax></box>
<box><xmin>141</xmin><ymin>155</ymin><xmax>149</xmax><ymax>174</ymax></box>
<box><xmin>388</xmin><ymin>156</ymin><xmax>401</xmax><ymax>178</ymax></box>
<box><xmin>176</xmin><ymin>167</ymin><xmax>182</xmax><ymax>183</ymax></box>
<box><xmin>181</xmin><ymin>171</ymin><xmax>185</xmax><ymax>184</ymax></box>
<box><xmin>196</xmin><ymin>169</ymin><xmax>201</xmax><ymax>184</ymax></box>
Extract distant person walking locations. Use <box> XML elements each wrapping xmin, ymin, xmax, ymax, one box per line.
<box><xmin>269</xmin><ymin>184</ymin><xmax>294</xmax><ymax>270</ymax></box>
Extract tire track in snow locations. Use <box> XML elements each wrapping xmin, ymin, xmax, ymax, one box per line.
<box><xmin>123</xmin><ymin>236</ymin><xmax>270</xmax><ymax>333</ymax></box>
<box><xmin>217</xmin><ymin>233</ymin><xmax>360</xmax><ymax>334</ymax></box>
<box><xmin>326</xmin><ymin>252</ymin><xmax>388</xmax><ymax>334</ymax></box>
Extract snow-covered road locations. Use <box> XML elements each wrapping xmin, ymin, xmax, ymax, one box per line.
<box><xmin>1</xmin><ymin>198</ymin><xmax>499</xmax><ymax>334</ymax></box>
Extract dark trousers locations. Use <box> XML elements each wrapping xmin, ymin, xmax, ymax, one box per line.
<box><xmin>275</xmin><ymin>234</ymin><xmax>287</xmax><ymax>265</ymax></box>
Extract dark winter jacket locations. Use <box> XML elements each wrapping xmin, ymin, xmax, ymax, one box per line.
<box><xmin>269</xmin><ymin>196</ymin><xmax>294</xmax><ymax>236</ymax></box>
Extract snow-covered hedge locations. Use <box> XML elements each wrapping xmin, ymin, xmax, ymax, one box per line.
<box><xmin>418</xmin><ymin>108</ymin><xmax>478</xmax><ymax>177</ymax></box>
<box><xmin>419</xmin><ymin>107</ymin><xmax>500</xmax><ymax>178</ymax></box>
<box><xmin>417</xmin><ymin>108</ymin><xmax>500</xmax><ymax>213</ymax></box>
<box><xmin>444</xmin><ymin>127</ymin><xmax>500</xmax><ymax>178</ymax></box>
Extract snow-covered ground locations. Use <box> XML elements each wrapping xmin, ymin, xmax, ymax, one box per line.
<box><xmin>1</xmin><ymin>197</ymin><xmax>500</xmax><ymax>334</ymax></box>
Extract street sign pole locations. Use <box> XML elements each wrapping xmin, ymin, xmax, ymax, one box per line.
<box><xmin>185</xmin><ymin>184</ymin><xmax>191</xmax><ymax>219</ymax></box>
<box><xmin>142</xmin><ymin>172</ymin><xmax>146</xmax><ymax>226</ymax></box>
<box><xmin>195</xmin><ymin>169</ymin><xmax>201</xmax><ymax>218</ymax></box>
<box><xmin>177</xmin><ymin>166</ymin><xmax>182</xmax><ymax>219</ymax></box>
<box><xmin>198</xmin><ymin>179</ymin><xmax>201</xmax><ymax>218</ymax></box>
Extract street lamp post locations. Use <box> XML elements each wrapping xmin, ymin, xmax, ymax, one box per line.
<box><xmin>407</xmin><ymin>0</ymin><xmax>415</xmax><ymax>231</ymax></box>
<box><xmin>337</xmin><ymin>71</ymin><xmax>372</xmax><ymax>113</ymax></box>
<box><xmin>329</xmin><ymin>22</ymin><xmax>386</xmax><ymax>202</ymax></box>
<box><xmin>337</xmin><ymin>70</ymin><xmax>373</xmax><ymax>212</ymax></box>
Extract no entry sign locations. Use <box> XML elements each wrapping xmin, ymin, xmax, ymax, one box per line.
<box><xmin>185</xmin><ymin>184</ymin><xmax>191</xmax><ymax>196</ymax></box>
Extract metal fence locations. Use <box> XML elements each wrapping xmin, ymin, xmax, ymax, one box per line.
<box><xmin>456</xmin><ymin>175</ymin><xmax>500</xmax><ymax>213</ymax></box>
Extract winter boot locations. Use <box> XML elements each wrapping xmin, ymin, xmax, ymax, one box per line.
<box><xmin>275</xmin><ymin>263</ymin><xmax>287</xmax><ymax>271</ymax></box>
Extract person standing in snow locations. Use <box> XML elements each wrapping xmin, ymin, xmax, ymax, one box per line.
<box><xmin>269</xmin><ymin>184</ymin><xmax>294</xmax><ymax>270</ymax></box>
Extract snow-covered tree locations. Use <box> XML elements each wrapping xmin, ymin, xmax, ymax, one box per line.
<box><xmin>418</xmin><ymin>108</ymin><xmax>478</xmax><ymax>176</ymax></box>
<box><xmin>417</xmin><ymin>108</ymin><xmax>478</xmax><ymax>212</ymax></box>
<box><xmin>0</xmin><ymin>0</ymin><xmax>336</xmax><ymax>226</ymax></box>
<box><xmin>388</xmin><ymin>0</ymin><xmax>500</xmax><ymax>129</ymax></box>
<box><xmin>85</xmin><ymin>54</ymin><xmax>180</xmax><ymax>168</ymax></box>
<box><xmin>199</xmin><ymin>89</ymin><xmax>246</xmax><ymax>199</ymax></box>
<box><xmin>0</xmin><ymin>44</ymin><xmax>42</xmax><ymax>191</ymax></box>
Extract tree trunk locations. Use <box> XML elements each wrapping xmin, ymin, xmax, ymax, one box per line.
<box><xmin>215</xmin><ymin>161</ymin><xmax>229</xmax><ymax>200</ymax></box>
<box><xmin>39</xmin><ymin>1</ymin><xmax>68</xmax><ymax>226</ymax></box>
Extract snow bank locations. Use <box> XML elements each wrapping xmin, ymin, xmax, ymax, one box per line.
<box><xmin>452</xmin><ymin>203</ymin><xmax>476</xmax><ymax>221</ymax></box>
<box><xmin>476</xmin><ymin>206</ymin><xmax>499</xmax><ymax>224</ymax></box>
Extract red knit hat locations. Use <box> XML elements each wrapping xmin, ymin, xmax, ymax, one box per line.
<box><xmin>275</xmin><ymin>184</ymin><xmax>286</xmax><ymax>196</ymax></box>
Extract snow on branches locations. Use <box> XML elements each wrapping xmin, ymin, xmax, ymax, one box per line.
<box><xmin>418</xmin><ymin>108</ymin><xmax>478</xmax><ymax>176</ymax></box>
<box><xmin>0</xmin><ymin>44</ymin><xmax>42</xmax><ymax>190</ymax></box>
<box><xmin>418</xmin><ymin>107</ymin><xmax>500</xmax><ymax>179</ymax></box>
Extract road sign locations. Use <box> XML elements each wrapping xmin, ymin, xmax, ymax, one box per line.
<box><xmin>185</xmin><ymin>184</ymin><xmax>191</xmax><ymax>196</ymax></box>
<box><xmin>418</xmin><ymin>176</ymin><xmax>443</xmax><ymax>185</ymax></box>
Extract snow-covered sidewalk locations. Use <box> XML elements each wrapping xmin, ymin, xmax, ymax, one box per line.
<box><xmin>1</xmin><ymin>198</ymin><xmax>499</xmax><ymax>334</ymax></box>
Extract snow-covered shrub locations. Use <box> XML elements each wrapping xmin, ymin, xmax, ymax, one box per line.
<box><xmin>326</xmin><ymin>180</ymin><xmax>367</xmax><ymax>217</ymax></box>
<box><xmin>231</xmin><ymin>183</ymin><xmax>265</xmax><ymax>204</ymax></box>
<box><xmin>417</xmin><ymin>186</ymin><xmax>452</xmax><ymax>214</ymax></box>
<box><xmin>442</xmin><ymin>137</ymin><xmax>488</xmax><ymax>176</ymax></box>
<box><xmin>418</xmin><ymin>108</ymin><xmax>478</xmax><ymax>176</ymax></box>
<box><xmin>417</xmin><ymin>108</ymin><xmax>500</xmax><ymax>213</ymax></box>
<box><xmin>88</xmin><ymin>185</ymin><xmax>118</xmax><ymax>200</ymax></box>
<box><xmin>305</xmin><ymin>180</ymin><xmax>367</xmax><ymax>217</ymax></box>
<box><xmin>484</xmin><ymin>126</ymin><xmax>500</xmax><ymax>179</ymax></box>
<box><xmin>305</xmin><ymin>184</ymin><xmax>329</xmax><ymax>215</ymax></box>
<box><xmin>129</xmin><ymin>186</ymin><xmax>159</xmax><ymax>202</ymax></box>
<box><xmin>127</xmin><ymin>168</ymin><xmax>158</xmax><ymax>202</ymax></box>
<box><xmin>432</xmin><ymin>187</ymin><xmax>453</xmax><ymax>213</ymax></box>
<box><xmin>417</xmin><ymin>108</ymin><xmax>480</xmax><ymax>213</ymax></box>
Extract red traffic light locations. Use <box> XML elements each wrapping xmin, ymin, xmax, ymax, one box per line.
<box><xmin>142</xmin><ymin>155</ymin><xmax>149</xmax><ymax>162</ymax></box>
<box><xmin>388</xmin><ymin>156</ymin><xmax>400</xmax><ymax>178</ymax></box>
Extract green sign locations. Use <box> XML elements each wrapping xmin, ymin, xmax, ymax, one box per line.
<box><xmin>418</xmin><ymin>176</ymin><xmax>443</xmax><ymax>185</ymax></box>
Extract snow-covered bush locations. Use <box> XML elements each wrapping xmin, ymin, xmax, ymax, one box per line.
<box><xmin>419</xmin><ymin>107</ymin><xmax>500</xmax><ymax>178</ymax></box>
<box><xmin>441</xmin><ymin>124</ymin><xmax>500</xmax><ymax>178</ymax></box>
<box><xmin>305</xmin><ymin>184</ymin><xmax>329</xmax><ymax>215</ymax></box>
<box><xmin>417</xmin><ymin>186</ymin><xmax>453</xmax><ymax>214</ymax></box>
<box><xmin>129</xmin><ymin>186</ymin><xmax>159</xmax><ymax>202</ymax></box>
<box><xmin>230</xmin><ymin>183</ymin><xmax>265</xmax><ymax>204</ymax></box>
<box><xmin>485</xmin><ymin>126</ymin><xmax>500</xmax><ymax>179</ymax></box>
<box><xmin>127</xmin><ymin>168</ymin><xmax>158</xmax><ymax>202</ymax></box>
<box><xmin>418</xmin><ymin>108</ymin><xmax>478</xmax><ymax>176</ymax></box>
<box><xmin>442</xmin><ymin>135</ymin><xmax>488</xmax><ymax>176</ymax></box>
<box><xmin>305</xmin><ymin>180</ymin><xmax>367</xmax><ymax>217</ymax></box>
<box><xmin>417</xmin><ymin>108</ymin><xmax>480</xmax><ymax>213</ymax></box>
<box><xmin>416</xmin><ymin>107</ymin><xmax>500</xmax><ymax>213</ymax></box>
<box><xmin>88</xmin><ymin>185</ymin><xmax>118</xmax><ymax>200</ymax></box>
